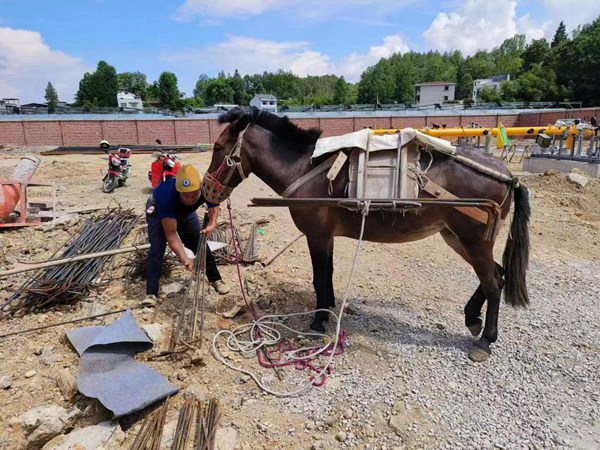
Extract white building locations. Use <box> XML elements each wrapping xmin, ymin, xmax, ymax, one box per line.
<box><xmin>414</xmin><ymin>82</ymin><xmax>456</xmax><ymax>106</ymax></box>
<box><xmin>250</xmin><ymin>94</ymin><xmax>277</xmax><ymax>112</ymax></box>
<box><xmin>117</xmin><ymin>91</ymin><xmax>143</xmax><ymax>111</ymax></box>
<box><xmin>473</xmin><ymin>75</ymin><xmax>510</xmax><ymax>102</ymax></box>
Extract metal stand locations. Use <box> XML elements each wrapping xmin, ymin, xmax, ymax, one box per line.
<box><xmin>0</xmin><ymin>181</ymin><xmax>58</xmax><ymax>228</ymax></box>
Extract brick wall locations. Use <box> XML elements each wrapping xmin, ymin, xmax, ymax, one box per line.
<box><xmin>1</xmin><ymin>108</ymin><xmax>599</xmax><ymax>147</ymax></box>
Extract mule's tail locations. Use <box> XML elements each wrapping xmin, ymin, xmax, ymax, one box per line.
<box><xmin>502</xmin><ymin>184</ymin><xmax>531</xmax><ymax>307</ymax></box>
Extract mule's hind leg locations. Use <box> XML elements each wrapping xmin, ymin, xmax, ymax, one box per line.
<box><xmin>464</xmin><ymin>286</ymin><xmax>485</xmax><ymax>337</ymax></box>
<box><xmin>463</xmin><ymin>263</ymin><xmax>505</xmax><ymax>336</ymax></box>
<box><xmin>460</xmin><ymin>240</ymin><xmax>504</xmax><ymax>362</ymax></box>
<box><xmin>441</xmin><ymin>230</ymin><xmax>485</xmax><ymax>337</ymax></box>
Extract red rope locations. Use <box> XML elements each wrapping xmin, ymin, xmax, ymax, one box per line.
<box><xmin>225</xmin><ymin>199</ymin><xmax>346</xmax><ymax>386</ymax></box>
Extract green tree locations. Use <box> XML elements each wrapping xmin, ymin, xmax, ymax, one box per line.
<box><xmin>76</xmin><ymin>73</ymin><xmax>93</xmax><ymax>106</ymax></box>
<box><xmin>44</xmin><ymin>82</ymin><xmax>59</xmax><ymax>113</ymax></box>
<box><xmin>551</xmin><ymin>21</ymin><xmax>568</xmax><ymax>48</ymax></box>
<box><xmin>479</xmin><ymin>86</ymin><xmax>502</xmax><ymax>103</ymax></box>
<box><xmin>117</xmin><ymin>71</ymin><xmax>148</xmax><ymax>100</ymax></box>
<box><xmin>75</xmin><ymin>61</ymin><xmax>118</xmax><ymax>107</ymax></box>
<box><xmin>204</xmin><ymin>78</ymin><xmax>235</xmax><ymax>105</ymax></box>
<box><xmin>146</xmin><ymin>82</ymin><xmax>160</xmax><ymax>103</ymax></box>
<box><xmin>521</xmin><ymin>38</ymin><xmax>550</xmax><ymax>72</ymax></box>
<box><xmin>193</xmin><ymin>74</ymin><xmax>210</xmax><ymax>105</ymax></box>
<box><xmin>492</xmin><ymin>34</ymin><xmax>525</xmax><ymax>76</ymax></box>
<box><xmin>157</xmin><ymin>72</ymin><xmax>180</xmax><ymax>110</ymax></box>
<box><xmin>332</xmin><ymin>76</ymin><xmax>350</xmax><ymax>104</ymax></box>
<box><xmin>464</xmin><ymin>51</ymin><xmax>495</xmax><ymax>80</ymax></box>
<box><xmin>514</xmin><ymin>64</ymin><xmax>553</xmax><ymax>101</ymax></box>
<box><xmin>229</xmin><ymin>70</ymin><xmax>246</xmax><ymax>105</ymax></box>
<box><xmin>552</xmin><ymin>17</ymin><xmax>600</xmax><ymax>105</ymax></box>
<box><xmin>455</xmin><ymin>72</ymin><xmax>473</xmax><ymax>100</ymax></box>
<box><xmin>263</xmin><ymin>70</ymin><xmax>300</xmax><ymax>100</ymax></box>
<box><xmin>93</xmin><ymin>61</ymin><xmax>118</xmax><ymax>107</ymax></box>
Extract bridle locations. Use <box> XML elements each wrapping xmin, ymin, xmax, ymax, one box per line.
<box><xmin>202</xmin><ymin>123</ymin><xmax>250</xmax><ymax>204</ymax></box>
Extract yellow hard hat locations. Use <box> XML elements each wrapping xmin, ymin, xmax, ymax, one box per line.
<box><xmin>175</xmin><ymin>165</ymin><xmax>202</xmax><ymax>192</ymax></box>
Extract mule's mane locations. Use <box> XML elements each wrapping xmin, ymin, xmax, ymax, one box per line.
<box><xmin>218</xmin><ymin>107</ymin><xmax>322</xmax><ymax>145</ymax></box>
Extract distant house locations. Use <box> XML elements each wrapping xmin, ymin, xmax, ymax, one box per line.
<box><xmin>250</xmin><ymin>94</ymin><xmax>277</xmax><ymax>113</ymax></box>
<box><xmin>414</xmin><ymin>82</ymin><xmax>456</xmax><ymax>106</ymax></box>
<box><xmin>473</xmin><ymin>75</ymin><xmax>510</xmax><ymax>102</ymax></box>
<box><xmin>20</xmin><ymin>102</ymin><xmax>48</xmax><ymax>113</ymax></box>
<box><xmin>117</xmin><ymin>91</ymin><xmax>143</xmax><ymax>111</ymax></box>
<box><xmin>0</xmin><ymin>98</ymin><xmax>20</xmax><ymax>114</ymax></box>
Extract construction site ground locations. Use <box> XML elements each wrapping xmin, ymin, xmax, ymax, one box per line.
<box><xmin>0</xmin><ymin>149</ymin><xmax>599</xmax><ymax>450</ymax></box>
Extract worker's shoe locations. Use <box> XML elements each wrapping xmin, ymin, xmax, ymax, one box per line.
<box><xmin>210</xmin><ymin>280</ymin><xmax>230</xmax><ymax>295</ymax></box>
<box><xmin>141</xmin><ymin>294</ymin><xmax>159</xmax><ymax>307</ymax></box>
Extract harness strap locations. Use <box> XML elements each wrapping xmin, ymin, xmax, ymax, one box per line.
<box><xmin>422</xmin><ymin>180</ymin><xmax>489</xmax><ymax>224</ymax></box>
<box><xmin>451</xmin><ymin>154</ymin><xmax>513</xmax><ymax>184</ymax></box>
<box><xmin>219</xmin><ymin>123</ymin><xmax>251</xmax><ymax>184</ymax></box>
<box><xmin>281</xmin><ymin>154</ymin><xmax>338</xmax><ymax>198</ymax></box>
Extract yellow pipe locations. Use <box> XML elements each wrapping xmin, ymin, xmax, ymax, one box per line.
<box><xmin>374</xmin><ymin>125</ymin><xmax>594</xmax><ymax>138</ymax></box>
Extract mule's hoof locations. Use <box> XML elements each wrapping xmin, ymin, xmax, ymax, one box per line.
<box><xmin>310</xmin><ymin>321</ymin><xmax>326</xmax><ymax>333</ymax></box>
<box><xmin>467</xmin><ymin>322</ymin><xmax>483</xmax><ymax>337</ymax></box>
<box><xmin>469</xmin><ymin>345</ymin><xmax>491</xmax><ymax>362</ymax></box>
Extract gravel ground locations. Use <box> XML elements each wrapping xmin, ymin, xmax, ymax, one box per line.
<box><xmin>0</xmin><ymin>152</ymin><xmax>598</xmax><ymax>449</ymax></box>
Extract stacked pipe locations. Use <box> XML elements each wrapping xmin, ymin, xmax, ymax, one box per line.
<box><xmin>0</xmin><ymin>208</ymin><xmax>139</xmax><ymax>317</ymax></box>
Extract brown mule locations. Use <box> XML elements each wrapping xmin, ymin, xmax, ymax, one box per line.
<box><xmin>204</xmin><ymin>107</ymin><xmax>531</xmax><ymax>361</ymax></box>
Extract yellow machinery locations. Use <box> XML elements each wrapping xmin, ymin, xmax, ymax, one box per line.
<box><xmin>374</xmin><ymin>125</ymin><xmax>596</xmax><ymax>150</ymax></box>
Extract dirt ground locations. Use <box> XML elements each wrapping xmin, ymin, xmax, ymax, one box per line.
<box><xmin>0</xmin><ymin>148</ymin><xmax>599</xmax><ymax>449</ymax></box>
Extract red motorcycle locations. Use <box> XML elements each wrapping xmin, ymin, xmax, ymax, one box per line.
<box><xmin>100</xmin><ymin>140</ymin><xmax>132</xmax><ymax>193</ymax></box>
<box><xmin>148</xmin><ymin>139</ymin><xmax>181</xmax><ymax>188</ymax></box>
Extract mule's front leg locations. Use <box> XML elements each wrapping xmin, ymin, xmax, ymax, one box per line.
<box><xmin>308</xmin><ymin>237</ymin><xmax>332</xmax><ymax>332</ymax></box>
<box><xmin>326</xmin><ymin>240</ymin><xmax>335</xmax><ymax>308</ymax></box>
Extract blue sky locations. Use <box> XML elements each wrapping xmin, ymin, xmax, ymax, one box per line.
<box><xmin>1</xmin><ymin>0</ymin><xmax>598</xmax><ymax>103</ymax></box>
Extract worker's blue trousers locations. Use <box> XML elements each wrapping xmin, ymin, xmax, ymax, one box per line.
<box><xmin>146</xmin><ymin>211</ymin><xmax>221</xmax><ymax>296</ymax></box>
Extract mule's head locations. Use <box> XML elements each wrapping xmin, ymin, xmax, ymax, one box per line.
<box><xmin>202</xmin><ymin>107</ymin><xmax>252</xmax><ymax>204</ymax></box>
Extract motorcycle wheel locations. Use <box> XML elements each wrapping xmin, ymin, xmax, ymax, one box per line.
<box><xmin>102</xmin><ymin>175</ymin><xmax>117</xmax><ymax>193</ymax></box>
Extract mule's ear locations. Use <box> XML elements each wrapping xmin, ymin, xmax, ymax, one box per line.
<box><xmin>218</xmin><ymin>107</ymin><xmax>246</xmax><ymax>124</ymax></box>
<box><xmin>232</xmin><ymin>113</ymin><xmax>251</xmax><ymax>133</ymax></box>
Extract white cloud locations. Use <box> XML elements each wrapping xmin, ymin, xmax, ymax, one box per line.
<box><xmin>0</xmin><ymin>27</ymin><xmax>89</xmax><ymax>103</ymax></box>
<box><xmin>161</xmin><ymin>35</ymin><xmax>334</xmax><ymax>76</ymax></box>
<box><xmin>340</xmin><ymin>34</ymin><xmax>410</xmax><ymax>82</ymax></box>
<box><xmin>288</xmin><ymin>51</ymin><xmax>334</xmax><ymax>77</ymax></box>
<box><xmin>422</xmin><ymin>0</ymin><xmax>600</xmax><ymax>55</ymax></box>
<box><xmin>161</xmin><ymin>33</ymin><xmax>409</xmax><ymax>82</ymax></box>
<box><xmin>423</xmin><ymin>0</ymin><xmax>547</xmax><ymax>54</ymax></box>
<box><xmin>543</xmin><ymin>0</ymin><xmax>600</xmax><ymax>35</ymax></box>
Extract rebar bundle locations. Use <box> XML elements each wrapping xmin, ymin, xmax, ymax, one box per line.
<box><xmin>211</xmin><ymin>219</ymin><xmax>268</xmax><ymax>265</ymax></box>
<box><xmin>130</xmin><ymin>397</ymin><xmax>220</xmax><ymax>450</ymax></box>
<box><xmin>0</xmin><ymin>208</ymin><xmax>139</xmax><ymax>317</ymax></box>
<box><xmin>169</xmin><ymin>233</ymin><xmax>208</xmax><ymax>352</ymax></box>
<box><xmin>130</xmin><ymin>397</ymin><xmax>170</xmax><ymax>450</ymax></box>
<box><xmin>210</xmin><ymin>221</ymin><xmax>241</xmax><ymax>265</ymax></box>
<box><xmin>121</xmin><ymin>248</ymin><xmax>177</xmax><ymax>280</ymax></box>
<box><xmin>194</xmin><ymin>397</ymin><xmax>220</xmax><ymax>450</ymax></box>
<box><xmin>242</xmin><ymin>219</ymin><xmax>269</xmax><ymax>263</ymax></box>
